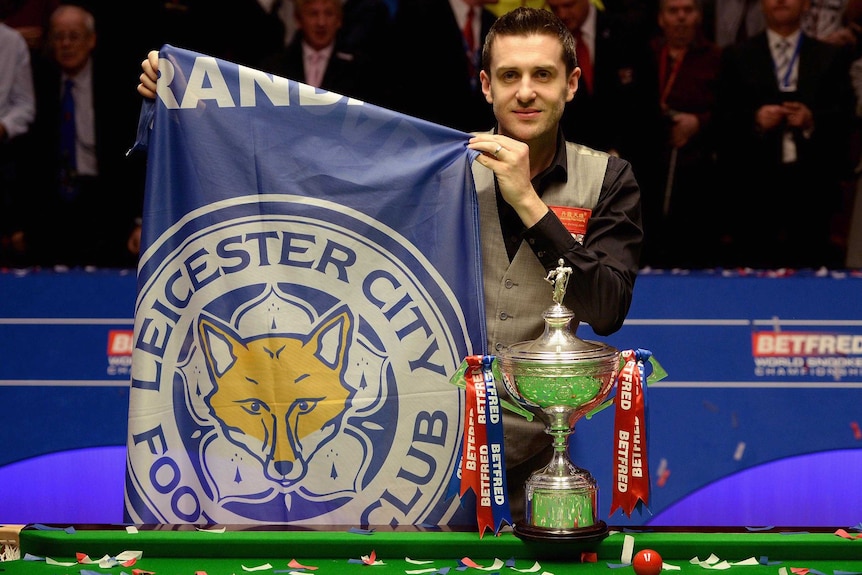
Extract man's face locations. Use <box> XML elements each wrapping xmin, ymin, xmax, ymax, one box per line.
<box><xmin>480</xmin><ymin>33</ymin><xmax>577</xmax><ymax>145</ymax></box>
<box><xmin>658</xmin><ymin>0</ymin><xmax>701</xmax><ymax>46</ymax></box>
<box><xmin>297</xmin><ymin>0</ymin><xmax>342</xmax><ymax>51</ymax></box>
<box><xmin>50</xmin><ymin>9</ymin><xmax>96</xmax><ymax>75</ymax></box>
<box><xmin>546</xmin><ymin>0</ymin><xmax>591</xmax><ymax>34</ymax></box>
<box><xmin>761</xmin><ymin>0</ymin><xmax>810</xmax><ymax>29</ymax></box>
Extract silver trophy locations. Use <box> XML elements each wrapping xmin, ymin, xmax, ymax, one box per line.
<box><xmin>498</xmin><ymin>260</ymin><xmax>618</xmax><ymax>543</ymax></box>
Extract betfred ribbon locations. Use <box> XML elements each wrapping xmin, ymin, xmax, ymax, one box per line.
<box><xmin>459</xmin><ymin>355</ymin><xmax>511</xmax><ymax>536</ymax></box>
<box><xmin>609</xmin><ymin>349</ymin><xmax>651</xmax><ymax>517</ymax></box>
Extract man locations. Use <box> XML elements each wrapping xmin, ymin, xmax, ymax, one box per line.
<box><xmin>642</xmin><ymin>0</ymin><xmax>722</xmax><ymax>268</ymax></box>
<box><xmin>24</xmin><ymin>4</ymin><xmax>144</xmax><ymax>268</ymax></box>
<box><xmin>137</xmin><ymin>7</ymin><xmax>642</xmax><ymax>523</ymax></box>
<box><xmin>714</xmin><ymin>0</ymin><xmax>854</xmax><ymax>269</ymax></box>
<box><xmin>466</xmin><ymin>7</ymin><xmax>642</xmax><ymax>521</ymax></box>
<box><xmin>257</xmin><ymin>0</ymin><xmax>384</xmax><ymax>104</ymax></box>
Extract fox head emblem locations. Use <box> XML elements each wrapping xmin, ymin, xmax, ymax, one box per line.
<box><xmin>197</xmin><ymin>307</ymin><xmax>354</xmax><ymax>488</ymax></box>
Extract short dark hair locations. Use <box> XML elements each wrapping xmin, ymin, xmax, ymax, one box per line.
<box><xmin>481</xmin><ymin>7</ymin><xmax>577</xmax><ymax>75</ymax></box>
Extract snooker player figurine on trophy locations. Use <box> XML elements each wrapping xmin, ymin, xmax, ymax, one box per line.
<box><xmin>497</xmin><ymin>260</ymin><xmax>620</xmax><ymax>543</ymax></box>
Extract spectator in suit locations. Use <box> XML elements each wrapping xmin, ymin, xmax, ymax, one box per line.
<box><xmin>388</xmin><ymin>0</ymin><xmax>498</xmax><ymax>132</ymax></box>
<box><xmin>548</xmin><ymin>0</ymin><xmax>654</xmax><ymax>156</ymax></box>
<box><xmin>258</xmin><ymin>0</ymin><xmax>385</xmax><ymax>105</ymax></box>
<box><xmin>23</xmin><ymin>3</ymin><xmax>145</xmax><ymax>268</ymax></box>
<box><xmin>714</xmin><ymin>0</ymin><xmax>855</xmax><ymax>269</ymax></box>
<box><xmin>641</xmin><ymin>0</ymin><xmax>722</xmax><ymax>268</ymax></box>
<box><xmin>1</xmin><ymin>0</ymin><xmax>36</xmax><ymax>267</ymax></box>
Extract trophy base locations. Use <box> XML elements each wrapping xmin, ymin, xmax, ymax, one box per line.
<box><xmin>512</xmin><ymin>519</ymin><xmax>609</xmax><ymax>545</ymax></box>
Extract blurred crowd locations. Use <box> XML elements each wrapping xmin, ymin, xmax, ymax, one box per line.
<box><xmin>1</xmin><ymin>0</ymin><xmax>861</xmax><ymax>270</ymax></box>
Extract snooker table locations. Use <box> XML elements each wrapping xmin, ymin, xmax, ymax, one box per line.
<box><xmin>2</xmin><ymin>524</ymin><xmax>860</xmax><ymax>574</ymax></box>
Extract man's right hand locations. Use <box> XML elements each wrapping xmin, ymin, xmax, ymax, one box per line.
<box><xmin>137</xmin><ymin>50</ymin><xmax>160</xmax><ymax>100</ymax></box>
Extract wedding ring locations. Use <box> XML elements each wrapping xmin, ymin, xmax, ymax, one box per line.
<box><xmin>493</xmin><ymin>144</ymin><xmax>503</xmax><ymax>156</ymax></box>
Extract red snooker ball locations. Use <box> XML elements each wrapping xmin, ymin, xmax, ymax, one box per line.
<box><xmin>633</xmin><ymin>549</ymin><xmax>663</xmax><ymax>575</ymax></box>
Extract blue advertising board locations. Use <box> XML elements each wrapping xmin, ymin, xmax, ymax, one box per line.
<box><xmin>1</xmin><ymin>268</ymin><xmax>861</xmax><ymax>526</ymax></box>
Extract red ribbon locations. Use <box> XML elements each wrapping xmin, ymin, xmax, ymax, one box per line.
<box><xmin>460</xmin><ymin>356</ymin><xmax>494</xmax><ymax>535</ymax></box>
<box><xmin>609</xmin><ymin>349</ymin><xmax>650</xmax><ymax>517</ymax></box>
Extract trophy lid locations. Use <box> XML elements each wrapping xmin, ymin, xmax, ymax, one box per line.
<box><xmin>501</xmin><ymin>260</ymin><xmax>617</xmax><ymax>365</ymax></box>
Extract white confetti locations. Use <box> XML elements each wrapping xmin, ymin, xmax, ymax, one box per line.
<box><xmin>621</xmin><ymin>534</ymin><xmax>635</xmax><ymax>565</ymax></box>
<box><xmin>511</xmin><ymin>560</ymin><xmax>542</xmax><ymax>573</ymax></box>
<box><xmin>242</xmin><ymin>562</ymin><xmax>273</xmax><ymax>571</ymax></box>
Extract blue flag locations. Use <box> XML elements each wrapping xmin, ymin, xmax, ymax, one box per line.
<box><xmin>124</xmin><ymin>45</ymin><xmax>486</xmax><ymax>526</ymax></box>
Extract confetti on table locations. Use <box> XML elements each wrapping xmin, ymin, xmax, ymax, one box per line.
<box><xmin>132</xmin><ymin>568</ymin><xmax>156</xmax><ymax>575</ymax></box>
<box><xmin>580</xmin><ymin>552</ymin><xmax>597</xmax><ymax>563</ymax></box>
<box><xmin>746</xmin><ymin>526</ymin><xmax>775</xmax><ymax>532</ymax></box>
<box><xmin>405</xmin><ymin>567</ymin><xmax>438</xmax><ymax>574</ymax></box>
<box><xmin>477</xmin><ymin>558</ymin><xmax>505</xmax><ymax>571</ymax></box>
<box><xmin>23</xmin><ymin>553</ymin><xmax>44</xmax><ymax>562</ymax></box>
<box><xmin>45</xmin><ymin>557</ymin><xmax>76</xmax><ymax>566</ymax></box>
<box><xmin>32</xmin><ymin>524</ymin><xmax>75</xmax><ymax>534</ymax></box>
<box><xmin>620</xmin><ymin>534</ymin><xmax>635</xmax><ymax>565</ymax></box>
<box><xmin>690</xmin><ymin>554</ymin><xmax>731</xmax><ymax>570</ymax></box>
<box><xmin>406</xmin><ymin>558</ymin><xmax>435</xmax><ymax>565</ymax></box>
<box><xmin>348</xmin><ymin>550</ymin><xmax>384</xmax><ymax>565</ymax></box>
<box><xmin>242</xmin><ymin>562</ymin><xmax>273</xmax><ymax>571</ymax></box>
<box><xmin>759</xmin><ymin>556</ymin><xmax>782</xmax><ymax>565</ymax></box>
<box><xmin>197</xmin><ymin>527</ymin><xmax>226</xmax><ymax>533</ymax></box>
<box><xmin>117</xmin><ymin>551</ymin><xmax>143</xmax><ymax>563</ymax></box>
<box><xmin>510</xmin><ymin>560</ymin><xmax>540</xmax><ymax>572</ymax></box>
<box><xmin>349</xmin><ymin>527</ymin><xmax>375</xmax><ymax>535</ymax></box>
<box><xmin>289</xmin><ymin>559</ymin><xmax>318</xmax><ymax>570</ymax></box>
<box><xmin>126</xmin><ymin>526</ymin><xmax>138</xmax><ymax>534</ymax></box>
<box><xmin>835</xmin><ymin>529</ymin><xmax>862</xmax><ymax>540</ymax></box>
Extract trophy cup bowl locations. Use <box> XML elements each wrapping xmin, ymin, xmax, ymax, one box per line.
<box><xmin>498</xmin><ymin>263</ymin><xmax>619</xmax><ymax>544</ymax></box>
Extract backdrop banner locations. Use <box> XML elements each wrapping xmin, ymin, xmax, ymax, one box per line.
<box><xmin>124</xmin><ymin>45</ymin><xmax>486</xmax><ymax>526</ymax></box>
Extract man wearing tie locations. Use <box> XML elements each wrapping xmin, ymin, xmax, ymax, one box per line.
<box><xmin>258</xmin><ymin>0</ymin><xmax>386</xmax><ymax>105</ymax></box>
<box><xmin>24</xmin><ymin>3</ymin><xmax>144</xmax><ymax>267</ymax></box>
<box><xmin>714</xmin><ymin>0</ymin><xmax>855</xmax><ymax>269</ymax></box>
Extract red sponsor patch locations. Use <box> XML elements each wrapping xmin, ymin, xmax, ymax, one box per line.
<box><xmin>549</xmin><ymin>205</ymin><xmax>591</xmax><ymax>237</ymax></box>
